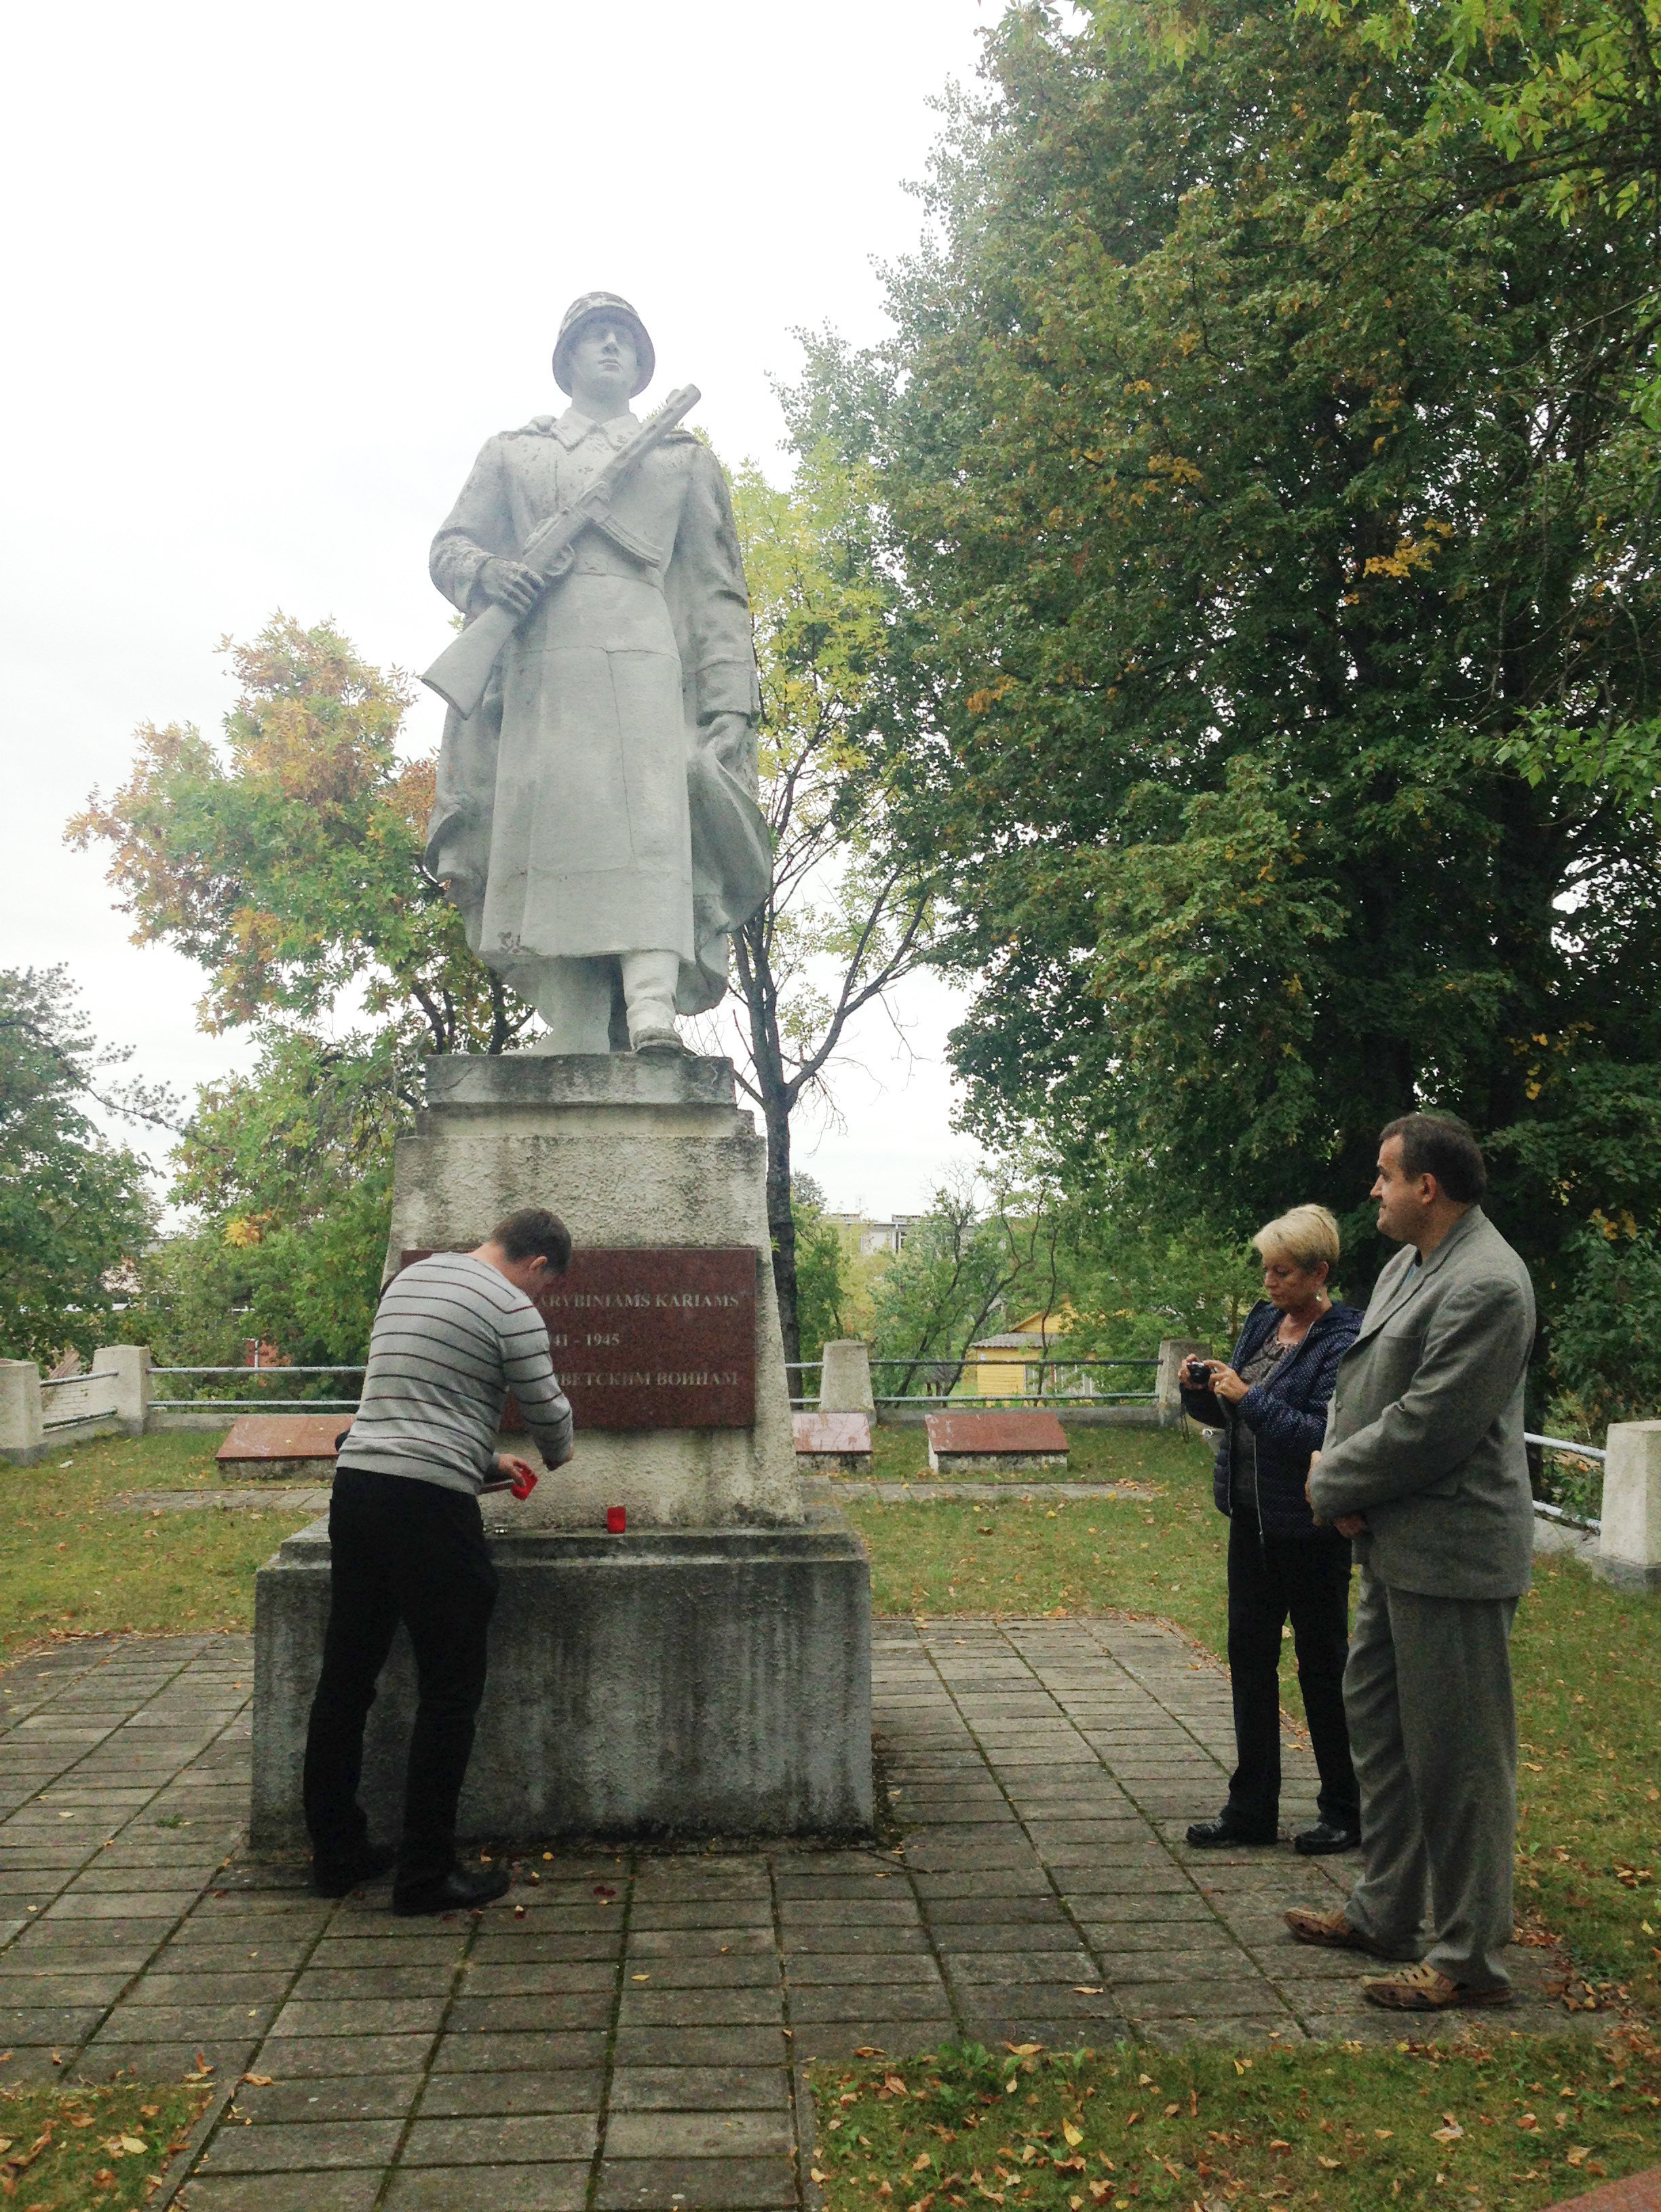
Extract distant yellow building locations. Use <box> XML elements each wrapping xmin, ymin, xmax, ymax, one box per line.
<box><xmin>959</xmin><ymin>1306</ymin><xmax>1077</xmax><ymax>1398</ymax></box>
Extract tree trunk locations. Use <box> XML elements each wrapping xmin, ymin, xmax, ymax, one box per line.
<box><xmin>733</xmin><ymin>918</ymin><xmax>801</xmax><ymax>1377</ymax></box>
<box><xmin>763</xmin><ymin>1089</ymin><xmax>801</xmax><ymax>1377</ymax></box>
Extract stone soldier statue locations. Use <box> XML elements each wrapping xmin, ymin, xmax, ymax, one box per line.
<box><xmin>423</xmin><ymin>293</ymin><xmax>769</xmax><ymax>1052</ymax></box>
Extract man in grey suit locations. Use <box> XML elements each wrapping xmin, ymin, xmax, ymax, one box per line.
<box><xmin>1286</xmin><ymin>1113</ymin><xmax>1535</xmax><ymax>2009</ymax></box>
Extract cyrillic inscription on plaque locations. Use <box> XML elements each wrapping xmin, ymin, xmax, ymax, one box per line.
<box><xmin>399</xmin><ymin>1247</ymin><xmax>757</xmax><ymax>1431</ymax></box>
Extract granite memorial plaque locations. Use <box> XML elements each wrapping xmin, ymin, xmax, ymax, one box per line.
<box><xmin>399</xmin><ymin>1247</ymin><xmax>757</xmax><ymax>1431</ymax></box>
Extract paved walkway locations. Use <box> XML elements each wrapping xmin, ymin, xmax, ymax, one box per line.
<box><xmin>0</xmin><ymin>1618</ymin><xmax>1579</xmax><ymax>2211</ymax></box>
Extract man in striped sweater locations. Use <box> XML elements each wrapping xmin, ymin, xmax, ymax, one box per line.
<box><xmin>303</xmin><ymin>1209</ymin><xmax>575</xmax><ymax>1914</ymax></box>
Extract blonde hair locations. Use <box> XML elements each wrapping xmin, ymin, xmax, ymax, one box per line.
<box><xmin>1253</xmin><ymin>1203</ymin><xmax>1340</xmax><ymax>1274</ymax></box>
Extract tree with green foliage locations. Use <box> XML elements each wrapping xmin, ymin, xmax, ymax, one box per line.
<box><xmin>710</xmin><ymin>454</ymin><xmax>937</xmax><ymax>1367</ymax></box>
<box><xmin>788</xmin><ymin>1174</ymin><xmax>850</xmax><ymax>1371</ymax></box>
<box><xmin>0</xmin><ymin>968</ymin><xmax>162</xmax><ymax>1366</ymax></box>
<box><xmin>790</xmin><ymin>0</ymin><xmax>1661</xmax><ymax>1370</ymax></box>
<box><xmin>69</xmin><ymin>615</ymin><xmax>528</xmax><ymax>1055</ymax></box>
<box><xmin>69</xmin><ymin>617</ymin><xmax>544</xmax><ymax>1367</ymax></box>
<box><xmin>866</xmin><ymin>1169</ymin><xmax>1068</xmax><ymax>1392</ymax></box>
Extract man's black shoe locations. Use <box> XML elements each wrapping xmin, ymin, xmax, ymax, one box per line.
<box><xmin>1294</xmin><ymin>1819</ymin><xmax>1362</xmax><ymax>1855</ymax></box>
<box><xmin>311</xmin><ymin>1846</ymin><xmax>396</xmax><ymax>1898</ymax></box>
<box><xmin>1185</xmin><ymin>1815</ymin><xmax>1277</xmax><ymax>1848</ymax></box>
<box><xmin>392</xmin><ymin>1865</ymin><xmax>511</xmax><ymax>1917</ymax></box>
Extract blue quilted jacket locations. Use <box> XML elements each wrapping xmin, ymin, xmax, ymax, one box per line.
<box><xmin>1181</xmin><ymin>1299</ymin><xmax>1362</xmax><ymax>1539</ymax></box>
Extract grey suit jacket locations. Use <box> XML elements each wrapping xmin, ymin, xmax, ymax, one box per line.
<box><xmin>1308</xmin><ymin>1207</ymin><xmax>1536</xmax><ymax>1600</ymax></box>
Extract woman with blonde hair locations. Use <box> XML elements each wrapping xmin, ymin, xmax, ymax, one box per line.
<box><xmin>1180</xmin><ymin>1205</ymin><xmax>1363</xmax><ymax>1854</ymax></box>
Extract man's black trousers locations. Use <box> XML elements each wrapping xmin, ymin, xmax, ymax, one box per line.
<box><xmin>303</xmin><ymin>1467</ymin><xmax>498</xmax><ymax>1888</ymax></box>
<box><xmin>1225</xmin><ymin>1513</ymin><xmax>1358</xmax><ymax>1832</ymax></box>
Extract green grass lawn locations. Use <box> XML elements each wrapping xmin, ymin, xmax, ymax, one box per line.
<box><xmin>0</xmin><ymin>1430</ymin><xmax>316</xmax><ymax>1663</ymax></box>
<box><xmin>0</xmin><ymin>2079</ymin><xmax>207</xmax><ymax>2209</ymax></box>
<box><xmin>843</xmin><ymin>1426</ymin><xmax>1661</xmax><ymax>2021</ymax></box>
<box><xmin>810</xmin><ymin>2029</ymin><xmax>1661</xmax><ymax>2212</ymax></box>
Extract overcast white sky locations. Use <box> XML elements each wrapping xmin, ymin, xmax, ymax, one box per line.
<box><xmin>2</xmin><ymin>0</ymin><xmax>996</xmax><ymax>1217</ymax></box>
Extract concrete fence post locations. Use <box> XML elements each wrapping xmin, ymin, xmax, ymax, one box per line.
<box><xmin>0</xmin><ymin>1361</ymin><xmax>46</xmax><ymax>1467</ymax></box>
<box><xmin>819</xmin><ymin>1341</ymin><xmax>876</xmax><ymax>1416</ymax></box>
<box><xmin>1596</xmin><ymin>1420</ymin><xmax>1661</xmax><ymax>1595</ymax></box>
<box><xmin>94</xmin><ymin>1344</ymin><xmax>151</xmax><ymax>1438</ymax></box>
<box><xmin>1156</xmin><ymin>1338</ymin><xmax>1206</xmax><ymax>1424</ymax></box>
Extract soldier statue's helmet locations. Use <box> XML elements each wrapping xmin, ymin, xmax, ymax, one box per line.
<box><xmin>552</xmin><ymin>292</ymin><xmax>655</xmax><ymax>397</ymax></box>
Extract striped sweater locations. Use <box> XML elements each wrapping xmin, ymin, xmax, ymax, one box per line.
<box><xmin>339</xmin><ymin>1253</ymin><xmax>574</xmax><ymax>1496</ymax></box>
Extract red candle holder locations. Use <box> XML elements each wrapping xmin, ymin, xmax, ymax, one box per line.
<box><xmin>606</xmin><ymin>1505</ymin><xmax>628</xmax><ymax>1534</ymax></box>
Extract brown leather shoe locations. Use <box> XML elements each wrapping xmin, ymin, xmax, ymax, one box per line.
<box><xmin>1362</xmin><ymin>1962</ymin><xmax>1514</xmax><ymax>2011</ymax></box>
<box><xmin>1284</xmin><ymin>1904</ymin><xmax>1402</xmax><ymax>1957</ymax></box>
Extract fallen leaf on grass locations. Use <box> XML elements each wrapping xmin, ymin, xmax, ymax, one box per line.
<box><xmin>885</xmin><ymin>2076</ymin><xmax>911</xmax><ymax>2097</ymax></box>
<box><xmin>1318</xmin><ymin>2156</ymin><xmax>1343</xmax><ymax>2169</ymax></box>
<box><xmin>915</xmin><ymin>2153</ymin><xmax>934</xmax><ymax>2171</ymax></box>
<box><xmin>1063</xmin><ymin>2124</ymin><xmax>1084</xmax><ymax>2149</ymax></box>
<box><xmin>1567</xmin><ymin>2149</ymin><xmax>1590</xmax><ymax>2167</ymax></box>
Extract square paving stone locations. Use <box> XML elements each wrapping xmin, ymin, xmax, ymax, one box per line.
<box><xmin>780</xmin><ymin>1926</ymin><xmax>930</xmax><ymax>1956</ymax></box>
<box><xmin>402</xmin><ymin>2112</ymin><xmax>596</xmax><ymax>2163</ymax></box>
<box><xmin>605</xmin><ymin>2111</ymin><xmax>795</xmax><ymax>2158</ymax></box>
<box><xmin>254</xmin><ymin>2033</ymin><xmax>438</xmax><ymax>2076</ymax></box>
<box><xmin>619</xmin><ymin>1988</ymin><xmax>782</xmax><ymax>2026</ymax></box>
<box><xmin>173</xmin><ymin>2177</ymin><xmax>383</xmax><ymax>2212</ymax></box>
<box><xmin>630</xmin><ymin>1903</ymin><xmax>774</xmax><ymax>1931</ymax></box>
<box><xmin>790</xmin><ymin>1987</ymin><xmax>955</xmax><ymax>2022</ymax></box>
<box><xmin>385</xmin><ymin>2162</ymin><xmax>590</xmax><ymax>2210</ymax></box>
<box><xmin>199</xmin><ymin>2118</ymin><xmax>405</xmax><ymax>2171</ymax></box>
<box><xmin>290</xmin><ymin>1964</ymin><xmax>458</xmax><ymax>2000</ymax></box>
<box><xmin>72</xmin><ymin>2038</ymin><xmax>259</xmax><ymax>2082</ymax></box>
<box><xmin>448</xmin><ymin>1993</ymin><xmax>613</xmax><ymax>2032</ymax></box>
<box><xmin>95</xmin><ymin>2002</ymin><xmax>282</xmax><ymax>2040</ymax></box>
<box><xmin>942</xmin><ymin>1951</ymin><xmax>1095</xmax><ymax>1984</ymax></box>
<box><xmin>269</xmin><ymin>1996</ymin><xmax>448</xmax><ymax>2036</ymax></box>
<box><xmin>620</xmin><ymin>1956</ymin><xmax>778</xmax><ymax>1989</ymax></box>
<box><xmin>595</xmin><ymin>2154</ymin><xmax>797</xmax><ymax>2208</ymax></box>
<box><xmin>785</xmin><ymin>1956</ymin><xmax>944</xmax><ymax>1987</ymax></box>
<box><xmin>612</xmin><ymin>2027</ymin><xmax>786</xmax><ymax>2068</ymax></box>
<box><xmin>608</xmin><ymin>2067</ymin><xmax>789</xmax><ymax>2112</ymax></box>
<box><xmin>0</xmin><ymin>2004</ymin><xmax>109</xmax><ymax>2040</ymax></box>
<box><xmin>465</xmin><ymin>1960</ymin><xmax>626</xmax><ymax>1996</ymax></box>
<box><xmin>232</xmin><ymin>2074</ymin><xmax>423</xmax><ymax>2123</ymax></box>
<box><xmin>432</xmin><ymin>2031</ymin><xmax>607</xmax><ymax>2072</ymax></box>
<box><xmin>417</xmin><ymin>2071</ymin><xmax>606</xmax><ymax>2116</ymax></box>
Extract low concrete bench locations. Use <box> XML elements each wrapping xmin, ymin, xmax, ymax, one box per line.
<box><xmin>925</xmin><ymin>1409</ymin><xmax>1069</xmax><ymax>1475</ymax></box>
<box><xmin>793</xmin><ymin>1410</ymin><xmax>873</xmax><ymax>1474</ymax></box>
<box><xmin>216</xmin><ymin>1414</ymin><xmax>348</xmax><ymax>1481</ymax></box>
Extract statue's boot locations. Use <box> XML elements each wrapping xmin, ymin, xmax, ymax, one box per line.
<box><xmin>622</xmin><ymin>950</ymin><xmax>683</xmax><ymax>1053</ymax></box>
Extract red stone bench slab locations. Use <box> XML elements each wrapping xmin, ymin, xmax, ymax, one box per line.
<box><xmin>216</xmin><ymin>1414</ymin><xmax>349</xmax><ymax>1481</ymax></box>
<box><xmin>793</xmin><ymin>1410</ymin><xmax>873</xmax><ymax>1472</ymax></box>
<box><xmin>925</xmin><ymin>1409</ymin><xmax>1069</xmax><ymax>1475</ymax></box>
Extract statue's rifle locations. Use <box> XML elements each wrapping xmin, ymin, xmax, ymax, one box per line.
<box><xmin>421</xmin><ymin>383</ymin><xmax>702</xmax><ymax>720</ymax></box>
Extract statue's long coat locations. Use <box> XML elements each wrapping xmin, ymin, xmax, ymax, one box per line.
<box><xmin>425</xmin><ymin>407</ymin><xmax>769</xmax><ymax>1015</ymax></box>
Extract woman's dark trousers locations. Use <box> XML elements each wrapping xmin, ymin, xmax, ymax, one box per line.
<box><xmin>1225</xmin><ymin>1515</ymin><xmax>1358</xmax><ymax>1833</ymax></box>
<box><xmin>303</xmin><ymin>1467</ymin><xmax>498</xmax><ymax>1888</ymax></box>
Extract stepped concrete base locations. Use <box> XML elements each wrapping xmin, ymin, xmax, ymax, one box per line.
<box><xmin>250</xmin><ymin>1509</ymin><xmax>873</xmax><ymax>1848</ymax></box>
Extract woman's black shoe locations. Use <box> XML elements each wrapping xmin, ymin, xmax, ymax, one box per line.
<box><xmin>1293</xmin><ymin>1819</ymin><xmax>1361</xmax><ymax>1855</ymax></box>
<box><xmin>1185</xmin><ymin>1815</ymin><xmax>1277</xmax><ymax>1848</ymax></box>
<box><xmin>311</xmin><ymin>1846</ymin><xmax>396</xmax><ymax>1897</ymax></box>
<box><xmin>392</xmin><ymin>1865</ymin><xmax>512</xmax><ymax>1917</ymax></box>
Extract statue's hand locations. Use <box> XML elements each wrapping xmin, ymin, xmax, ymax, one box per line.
<box><xmin>476</xmin><ymin>557</ymin><xmax>544</xmax><ymax>616</ymax></box>
<box><xmin>700</xmin><ymin>712</ymin><xmax>753</xmax><ymax>777</ymax></box>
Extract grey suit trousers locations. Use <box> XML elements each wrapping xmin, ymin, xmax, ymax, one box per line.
<box><xmin>1342</xmin><ymin>1570</ymin><xmax>1519</xmax><ymax>1990</ymax></box>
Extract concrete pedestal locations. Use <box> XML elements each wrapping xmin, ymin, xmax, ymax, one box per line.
<box><xmin>250</xmin><ymin>1511</ymin><xmax>873</xmax><ymax>1846</ymax></box>
<box><xmin>386</xmin><ymin>1053</ymin><xmax>802</xmax><ymax>1529</ymax></box>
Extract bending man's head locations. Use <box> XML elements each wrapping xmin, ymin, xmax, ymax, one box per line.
<box><xmin>473</xmin><ymin>1207</ymin><xmax>573</xmax><ymax>1298</ymax></box>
